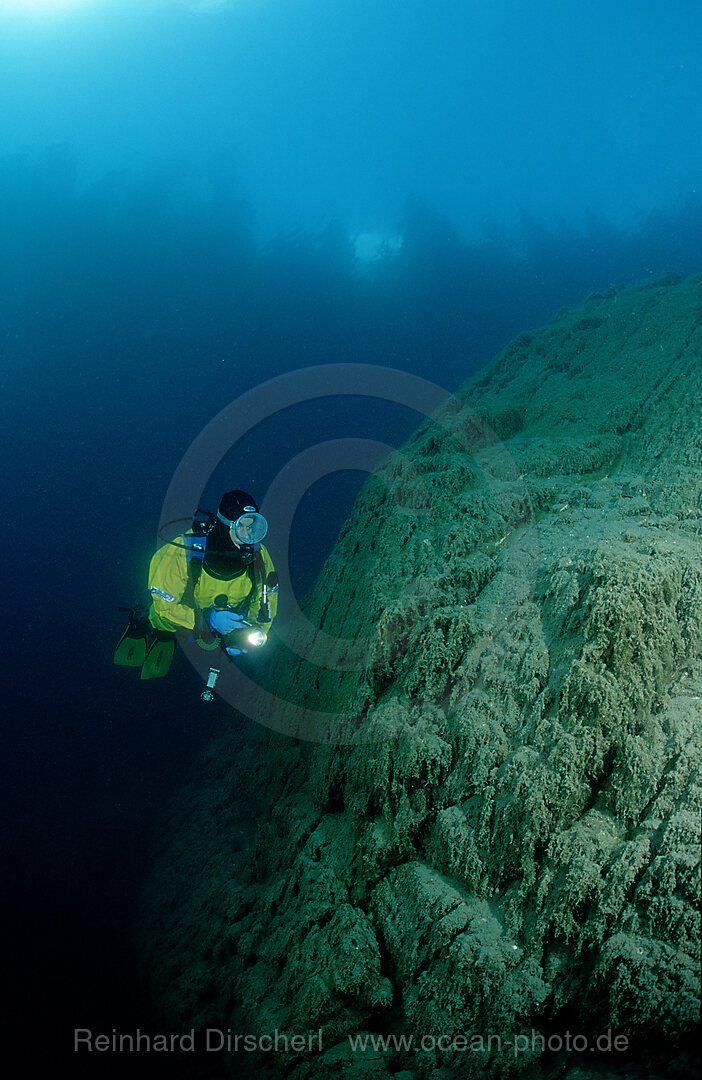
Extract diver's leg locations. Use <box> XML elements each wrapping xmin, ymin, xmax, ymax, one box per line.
<box><xmin>113</xmin><ymin>608</ymin><xmax>150</xmax><ymax>667</ymax></box>
<box><xmin>137</xmin><ymin>606</ymin><xmax>176</xmax><ymax>679</ymax></box>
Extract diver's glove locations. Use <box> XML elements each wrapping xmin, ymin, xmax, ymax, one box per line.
<box><xmin>226</xmin><ymin>646</ymin><xmax>248</xmax><ymax>657</ymax></box>
<box><xmin>207</xmin><ymin>607</ymin><xmax>247</xmax><ymax>635</ymax></box>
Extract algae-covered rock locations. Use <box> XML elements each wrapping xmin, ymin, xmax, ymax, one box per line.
<box><xmin>140</xmin><ymin>275</ymin><xmax>701</xmax><ymax>1079</ymax></box>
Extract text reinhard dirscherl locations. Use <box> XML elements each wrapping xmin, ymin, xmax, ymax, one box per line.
<box><xmin>74</xmin><ymin>1029</ymin><xmax>323</xmax><ymax>1054</ymax></box>
<box><xmin>74</xmin><ymin>1028</ymin><xmax>630</xmax><ymax>1057</ymax></box>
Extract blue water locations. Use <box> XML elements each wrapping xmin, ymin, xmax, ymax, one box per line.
<box><xmin>2</xmin><ymin>2</ymin><xmax>702</xmax><ymax>1076</ymax></box>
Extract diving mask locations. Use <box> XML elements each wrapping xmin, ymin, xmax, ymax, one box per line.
<box><xmin>216</xmin><ymin>507</ymin><xmax>268</xmax><ymax>546</ymax></box>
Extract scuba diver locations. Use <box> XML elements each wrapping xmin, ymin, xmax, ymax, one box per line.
<box><xmin>114</xmin><ymin>490</ymin><xmax>278</xmax><ymax>681</ymax></box>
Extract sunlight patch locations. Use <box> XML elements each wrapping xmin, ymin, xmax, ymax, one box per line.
<box><xmin>0</xmin><ymin>0</ymin><xmax>93</xmax><ymax>12</ymax></box>
<box><xmin>0</xmin><ymin>0</ymin><xmax>238</xmax><ymax>15</ymax></box>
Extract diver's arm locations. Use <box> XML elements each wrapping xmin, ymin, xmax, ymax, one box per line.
<box><xmin>147</xmin><ymin>541</ymin><xmax>197</xmax><ymax>631</ymax></box>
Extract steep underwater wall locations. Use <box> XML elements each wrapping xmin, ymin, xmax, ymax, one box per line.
<box><xmin>140</xmin><ymin>274</ymin><xmax>701</xmax><ymax>1079</ymax></box>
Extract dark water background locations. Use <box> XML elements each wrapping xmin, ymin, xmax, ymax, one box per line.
<box><xmin>2</xmin><ymin>151</ymin><xmax>702</xmax><ymax>1075</ymax></box>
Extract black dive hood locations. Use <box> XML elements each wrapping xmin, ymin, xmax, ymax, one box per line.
<box><xmin>159</xmin><ymin>491</ymin><xmax>264</xmax><ymax>562</ymax></box>
<box><xmin>205</xmin><ymin>518</ymin><xmax>258</xmax><ymax>567</ymax></box>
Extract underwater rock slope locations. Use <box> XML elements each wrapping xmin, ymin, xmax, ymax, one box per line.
<box><xmin>141</xmin><ymin>274</ymin><xmax>701</xmax><ymax>1078</ymax></box>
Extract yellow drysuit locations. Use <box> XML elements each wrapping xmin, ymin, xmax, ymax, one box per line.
<box><xmin>147</xmin><ymin>533</ymin><xmax>277</xmax><ymax>635</ymax></box>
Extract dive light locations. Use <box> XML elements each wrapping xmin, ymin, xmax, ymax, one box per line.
<box><xmin>212</xmin><ymin>596</ymin><xmax>267</xmax><ymax>651</ymax></box>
